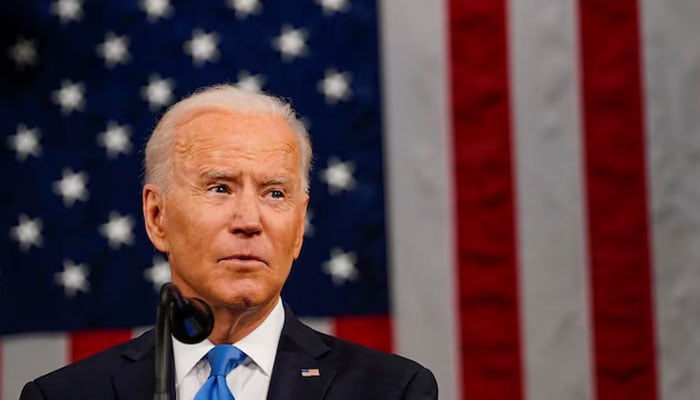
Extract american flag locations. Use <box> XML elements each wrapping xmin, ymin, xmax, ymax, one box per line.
<box><xmin>2</xmin><ymin>1</ymin><xmax>700</xmax><ymax>400</ymax></box>
<box><xmin>300</xmin><ymin>368</ymin><xmax>321</xmax><ymax>378</ymax></box>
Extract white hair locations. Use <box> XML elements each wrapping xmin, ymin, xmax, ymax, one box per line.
<box><xmin>144</xmin><ymin>84</ymin><xmax>312</xmax><ymax>193</ymax></box>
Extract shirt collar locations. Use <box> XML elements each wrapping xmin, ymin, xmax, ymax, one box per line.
<box><xmin>173</xmin><ymin>298</ymin><xmax>285</xmax><ymax>385</ymax></box>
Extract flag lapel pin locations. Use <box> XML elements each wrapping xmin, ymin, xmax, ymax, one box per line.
<box><xmin>301</xmin><ymin>368</ymin><xmax>320</xmax><ymax>377</ymax></box>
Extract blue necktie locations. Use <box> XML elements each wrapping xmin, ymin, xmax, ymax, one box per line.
<box><xmin>194</xmin><ymin>345</ymin><xmax>246</xmax><ymax>400</ymax></box>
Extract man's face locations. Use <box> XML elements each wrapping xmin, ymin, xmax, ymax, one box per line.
<box><xmin>144</xmin><ymin>109</ymin><xmax>307</xmax><ymax>313</ymax></box>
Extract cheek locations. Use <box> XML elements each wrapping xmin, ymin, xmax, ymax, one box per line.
<box><xmin>164</xmin><ymin>203</ymin><xmax>216</xmax><ymax>251</ymax></box>
<box><xmin>275</xmin><ymin>224</ymin><xmax>304</xmax><ymax>263</ymax></box>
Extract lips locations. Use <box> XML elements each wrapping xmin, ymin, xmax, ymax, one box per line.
<box><xmin>219</xmin><ymin>253</ymin><xmax>268</xmax><ymax>266</ymax></box>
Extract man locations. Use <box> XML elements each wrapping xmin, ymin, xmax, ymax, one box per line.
<box><xmin>19</xmin><ymin>85</ymin><xmax>438</xmax><ymax>399</ymax></box>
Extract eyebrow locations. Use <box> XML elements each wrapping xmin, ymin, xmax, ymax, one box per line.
<box><xmin>261</xmin><ymin>177</ymin><xmax>295</xmax><ymax>190</ymax></box>
<box><xmin>201</xmin><ymin>171</ymin><xmax>238</xmax><ymax>181</ymax></box>
<box><xmin>202</xmin><ymin>171</ymin><xmax>293</xmax><ymax>187</ymax></box>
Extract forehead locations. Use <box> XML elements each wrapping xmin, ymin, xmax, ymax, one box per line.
<box><xmin>171</xmin><ymin>108</ymin><xmax>300</xmax><ymax>164</ymax></box>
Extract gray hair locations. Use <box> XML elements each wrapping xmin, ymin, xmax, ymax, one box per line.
<box><xmin>144</xmin><ymin>84</ymin><xmax>312</xmax><ymax>193</ymax></box>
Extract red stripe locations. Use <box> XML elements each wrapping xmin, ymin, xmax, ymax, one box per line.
<box><xmin>333</xmin><ymin>315</ymin><xmax>392</xmax><ymax>354</ymax></box>
<box><xmin>448</xmin><ymin>1</ymin><xmax>523</xmax><ymax>399</ymax></box>
<box><xmin>69</xmin><ymin>329</ymin><xmax>132</xmax><ymax>363</ymax></box>
<box><xmin>578</xmin><ymin>1</ymin><xmax>659</xmax><ymax>399</ymax></box>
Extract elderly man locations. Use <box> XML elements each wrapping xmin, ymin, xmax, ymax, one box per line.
<box><xmin>19</xmin><ymin>85</ymin><xmax>438</xmax><ymax>400</ymax></box>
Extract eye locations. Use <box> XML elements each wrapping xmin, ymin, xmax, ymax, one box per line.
<box><xmin>209</xmin><ymin>184</ymin><xmax>230</xmax><ymax>194</ymax></box>
<box><xmin>268</xmin><ymin>190</ymin><xmax>285</xmax><ymax>199</ymax></box>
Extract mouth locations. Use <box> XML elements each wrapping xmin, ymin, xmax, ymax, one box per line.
<box><xmin>218</xmin><ymin>254</ymin><xmax>268</xmax><ymax>267</ymax></box>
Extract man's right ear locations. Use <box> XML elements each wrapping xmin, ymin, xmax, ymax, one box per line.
<box><xmin>142</xmin><ymin>184</ymin><xmax>169</xmax><ymax>253</ymax></box>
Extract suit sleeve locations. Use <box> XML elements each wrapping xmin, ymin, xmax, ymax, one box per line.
<box><xmin>402</xmin><ymin>367</ymin><xmax>438</xmax><ymax>400</ymax></box>
<box><xmin>19</xmin><ymin>382</ymin><xmax>46</xmax><ymax>400</ymax></box>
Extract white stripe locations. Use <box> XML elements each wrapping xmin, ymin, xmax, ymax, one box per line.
<box><xmin>2</xmin><ymin>333</ymin><xmax>68</xmax><ymax>400</ymax></box>
<box><xmin>378</xmin><ymin>2</ymin><xmax>459</xmax><ymax>400</ymax></box>
<box><xmin>640</xmin><ymin>1</ymin><xmax>700</xmax><ymax>399</ymax></box>
<box><xmin>508</xmin><ymin>1</ymin><xmax>594</xmax><ymax>399</ymax></box>
<box><xmin>132</xmin><ymin>326</ymin><xmax>153</xmax><ymax>338</ymax></box>
<box><xmin>299</xmin><ymin>318</ymin><xmax>333</xmax><ymax>336</ymax></box>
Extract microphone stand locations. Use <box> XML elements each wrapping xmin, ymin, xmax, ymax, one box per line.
<box><xmin>154</xmin><ymin>283</ymin><xmax>214</xmax><ymax>400</ymax></box>
<box><xmin>154</xmin><ymin>284</ymin><xmax>174</xmax><ymax>400</ymax></box>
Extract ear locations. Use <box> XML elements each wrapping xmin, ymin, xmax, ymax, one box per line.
<box><xmin>292</xmin><ymin>194</ymin><xmax>309</xmax><ymax>260</ymax></box>
<box><xmin>142</xmin><ymin>183</ymin><xmax>170</xmax><ymax>253</ymax></box>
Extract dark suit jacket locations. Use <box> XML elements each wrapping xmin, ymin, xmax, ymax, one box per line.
<box><xmin>19</xmin><ymin>305</ymin><xmax>438</xmax><ymax>399</ymax></box>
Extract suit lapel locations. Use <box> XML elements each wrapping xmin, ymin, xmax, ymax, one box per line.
<box><xmin>111</xmin><ymin>330</ymin><xmax>176</xmax><ymax>400</ymax></box>
<box><xmin>267</xmin><ymin>305</ymin><xmax>337</xmax><ymax>400</ymax></box>
<box><xmin>112</xmin><ymin>356</ymin><xmax>155</xmax><ymax>400</ymax></box>
<box><xmin>109</xmin><ymin>307</ymin><xmax>334</xmax><ymax>400</ymax></box>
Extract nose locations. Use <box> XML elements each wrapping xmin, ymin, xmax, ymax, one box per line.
<box><xmin>229</xmin><ymin>188</ymin><xmax>262</xmax><ymax>236</ymax></box>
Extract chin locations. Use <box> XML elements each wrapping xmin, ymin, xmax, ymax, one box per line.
<box><xmin>213</xmin><ymin>282</ymin><xmax>275</xmax><ymax>310</ymax></box>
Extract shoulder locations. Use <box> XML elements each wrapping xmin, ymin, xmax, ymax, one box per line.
<box><xmin>319</xmin><ymin>332</ymin><xmax>437</xmax><ymax>399</ymax></box>
<box><xmin>19</xmin><ymin>331</ymin><xmax>154</xmax><ymax>400</ymax></box>
<box><xmin>318</xmin><ymin>330</ymin><xmax>425</xmax><ymax>374</ymax></box>
<box><xmin>322</xmin><ymin>331</ymin><xmax>435</xmax><ymax>376</ymax></box>
<box><xmin>37</xmin><ymin>330</ymin><xmax>153</xmax><ymax>382</ymax></box>
<box><xmin>283</xmin><ymin>311</ymin><xmax>437</xmax><ymax>399</ymax></box>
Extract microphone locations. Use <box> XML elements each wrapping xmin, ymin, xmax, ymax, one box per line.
<box><xmin>154</xmin><ymin>283</ymin><xmax>214</xmax><ymax>400</ymax></box>
<box><xmin>167</xmin><ymin>285</ymin><xmax>214</xmax><ymax>344</ymax></box>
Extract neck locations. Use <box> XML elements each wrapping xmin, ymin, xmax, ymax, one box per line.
<box><xmin>207</xmin><ymin>297</ymin><xmax>279</xmax><ymax>344</ymax></box>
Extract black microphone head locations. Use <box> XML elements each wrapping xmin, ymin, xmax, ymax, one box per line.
<box><xmin>169</xmin><ymin>297</ymin><xmax>214</xmax><ymax>344</ymax></box>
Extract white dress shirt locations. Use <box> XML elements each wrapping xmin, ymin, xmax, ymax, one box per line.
<box><xmin>173</xmin><ymin>298</ymin><xmax>285</xmax><ymax>400</ymax></box>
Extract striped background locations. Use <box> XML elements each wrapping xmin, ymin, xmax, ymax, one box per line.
<box><xmin>3</xmin><ymin>1</ymin><xmax>700</xmax><ymax>399</ymax></box>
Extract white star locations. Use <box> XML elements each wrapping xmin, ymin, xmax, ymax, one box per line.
<box><xmin>320</xmin><ymin>157</ymin><xmax>356</xmax><ymax>194</ymax></box>
<box><xmin>304</xmin><ymin>209</ymin><xmax>314</xmax><ymax>237</ymax></box>
<box><xmin>143</xmin><ymin>256</ymin><xmax>171</xmax><ymax>292</ymax></box>
<box><xmin>7</xmin><ymin>124</ymin><xmax>41</xmax><ymax>161</ymax></box>
<box><xmin>8</xmin><ymin>38</ymin><xmax>38</xmax><ymax>69</ymax></box>
<box><xmin>52</xmin><ymin>168</ymin><xmax>89</xmax><ymax>207</ymax></box>
<box><xmin>272</xmin><ymin>25</ymin><xmax>308</xmax><ymax>61</ymax></box>
<box><xmin>9</xmin><ymin>214</ymin><xmax>43</xmax><ymax>252</ymax></box>
<box><xmin>236</xmin><ymin>70</ymin><xmax>265</xmax><ymax>92</ymax></box>
<box><xmin>97</xmin><ymin>32</ymin><xmax>130</xmax><ymax>68</ymax></box>
<box><xmin>99</xmin><ymin>212</ymin><xmax>135</xmax><ymax>249</ymax></box>
<box><xmin>52</xmin><ymin>80</ymin><xmax>85</xmax><ymax>115</ymax></box>
<box><xmin>323</xmin><ymin>248</ymin><xmax>358</xmax><ymax>285</ymax></box>
<box><xmin>54</xmin><ymin>260</ymin><xmax>90</xmax><ymax>297</ymax></box>
<box><xmin>184</xmin><ymin>30</ymin><xmax>220</xmax><ymax>66</ymax></box>
<box><xmin>318</xmin><ymin>69</ymin><xmax>352</xmax><ymax>103</ymax></box>
<box><xmin>227</xmin><ymin>0</ymin><xmax>261</xmax><ymax>18</ymax></box>
<box><xmin>97</xmin><ymin>121</ymin><xmax>132</xmax><ymax>158</ymax></box>
<box><xmin>51</xmin><ymin>0</ymin><xmax>83</xmax><ymax>23</ymax></box>
<box><xmin>141</xmin><ymin>0</ymin><xmax>173</xmax><ymax>22</ymax></box>
<box><xmin>316</xmin><ymin>0</ymin><xmax>349</xmax><ymax>14</ymax></box>
<box><xmin>141</xmin><ymin>75</ymin><xmax>175</xmax><ymax>110</ymax></box>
